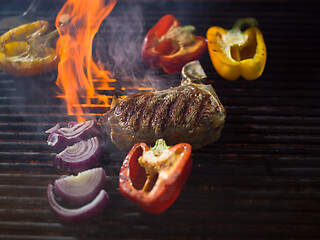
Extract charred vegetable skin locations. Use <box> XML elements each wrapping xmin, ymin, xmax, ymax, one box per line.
<box><xmin>207</xmin><ymin>18</ymin><xmax>267</xmax><ymax>81</ymax></box>
<box><xmin>0</xmin><ymin>20</ymin><xmax>58</xmax><ymax>76</ymax></box>
<box><xmin>119</xmin><ymin>139</ymin><xmax>192</xmax><ymax>214</ymax></box>
<box><xmin>141</xmin><ymin>14</ymin><xmax>207</xmax><ymax>74</ymax></box>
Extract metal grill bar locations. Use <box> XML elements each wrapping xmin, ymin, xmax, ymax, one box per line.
<box><xmin>0</xmin><ymin>0</ymin><xmax>320</xmax><ymax>239</ymax></box>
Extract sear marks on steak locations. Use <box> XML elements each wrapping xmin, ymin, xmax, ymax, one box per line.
<box><xmin>99</xmin><ymin>82</ymin><xmax>226</xmax><ymax>151</ymax></box>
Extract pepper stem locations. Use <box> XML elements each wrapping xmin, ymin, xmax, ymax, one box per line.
<box><xmin>151</xmin><ymin>139</ymin><xmax>170</xmax><ymax>157</ymax></box>
<box><xmin>231</xmin><ymin>17</ymin><xmax>259</xmax><ymax>33</ymax></box>
<box><xmin>40</xmin><ymin>18</ymin><xmax>72</xmax><ymax>47</ymax></box>
<box><xmin>42</xmin><ymin>29</ymin><xmax>59</xmax><ymax>46</ymax></box>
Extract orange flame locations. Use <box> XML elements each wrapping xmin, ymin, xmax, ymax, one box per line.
<box><xmin>55</xmin><ymin>0</ymin><xmax>117</xmax><ymax>122</ymax></box>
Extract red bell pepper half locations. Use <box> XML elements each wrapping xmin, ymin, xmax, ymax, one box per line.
<box><xmin>119</xmin><ymin>139</ymin><xmax>192</xmax><ymax>213</ymax></box>
<box><xmin>141</xmin><ymin>14</ymin><xmax>207</xmax><ymax>74</ymax></box>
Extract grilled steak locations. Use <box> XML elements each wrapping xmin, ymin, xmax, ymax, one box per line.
<box><xmin>99</xmin><ymin>82</ymin><xmax>226</xmax><ymax>150</ymax></box>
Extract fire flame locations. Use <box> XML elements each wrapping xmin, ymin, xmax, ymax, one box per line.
<box><xmin>55</xmin><ymin>0</ymin><xmax>117</xmax><ymax>122</ymax></box>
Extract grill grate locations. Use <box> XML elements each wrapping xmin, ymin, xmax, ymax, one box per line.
<box><xmin>1</xmin><ymin>0</ymin><xmax>320</xmax><ymax>239</ymax></box>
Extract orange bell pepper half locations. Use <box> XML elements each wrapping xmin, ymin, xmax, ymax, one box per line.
<box><xmin>119</xmin><ymin>139</ymin><xmax>192</xmax><ymax>214</ymax></box>
<box><xmin>0</xmin><ymin>20</ymin><xmax>59</xmax><ymax>76</ymax></box>
<box><xmin>141</xmin><ymin>14</ymin><xmax>207</xmax><ymax>74</ymax></box>
<box><xmin>207</xmin><ymin>18</ymin><xmax>267</xmax><ymax>81</ymax></box>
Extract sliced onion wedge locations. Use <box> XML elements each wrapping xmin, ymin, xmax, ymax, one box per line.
<box><xmin>54</xmin><ymin>136</ymin><xmax>103</xmax><ymax>173</ymax></box>
<box><xmin>47</xmin><ymin>120</ymin><xmax>100</xmax><ymax>150</ymax></box>
<box><xmin>54</xmin><ymin>168</ymin><xmax>107</xmax><ymax>205</ymax></box>
<box><xmin>45</xmin><ymin>123</ymin><xmax>60</xmax><ymax>134</ymax></box>
<box><xmin>47</xmin><ymin>184</ymin><xmax>109</xmax><ymax>223</ymax></box>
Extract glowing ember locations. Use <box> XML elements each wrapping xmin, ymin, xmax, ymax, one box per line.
<box><xmin>55</xmin><ymin>0</ymin><xmax>117</xmax><ymax>122</ymax></box>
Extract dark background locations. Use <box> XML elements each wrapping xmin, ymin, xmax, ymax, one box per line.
<box><xmin>0</xmin><ymin>0</ymin><xmax>319</xmax><ymax>239</ymax></box>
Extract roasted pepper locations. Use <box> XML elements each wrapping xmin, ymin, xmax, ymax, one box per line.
<box><xmin>0</xmin><ymin>20</ymin><xmax>59</xmax><ymax>76</ymax></box>
<box><xmin>141</xmin><ymin>14</ymin><xmax>207</xmax><ymax>74</ymax></box>
<box><xmin>119</xmin><ymin>139</ymin><xmax>192</xmax><ymax>214</ymax></box>
<box><xmin>207</xmin><ymin>18</ymin><xmax>267</xmax><ymax>81</ymax></box>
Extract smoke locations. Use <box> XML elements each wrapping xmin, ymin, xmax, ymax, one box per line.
<box><xmin>94</xmin><ymin>3</ymin><xmax>180</xmax><ymax>96</ymax></box>
<box><xmin>103</xmin><ymin>5</ymin><xmax>144</xmax><ymax>76</ymax></box>
<box><xmin>94</xmin><ymin>5</ymin><xmax>143</xmax><ymax>86</ymax></box>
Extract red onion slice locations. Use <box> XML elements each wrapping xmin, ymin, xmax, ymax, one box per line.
<box><xmin>54</xmin><ymin>168</ymin><xmax>107</xmax><ymax>205</ymax></box>
<box><xmin>47</xmin><ymin>120</ymin><xmax>100</xmax><ymax>150</ymax></box>
<box><xmin>45</xmin><ymin>123</ymin><xmax>60</xmax><ymax>134</ymax></box>
<box><xmin>67</xmin><ymin>121</ymin><xmax>79</xmax><ymax>127</ymax></box>
<box><xmin>53</xmin><ymin>136</ymin><xmax>103</xmax><ymax>173</ymax></box>
<box><xmin>47</xmin><ymin>184</ymin><xmax>109</xmax><ymax>223</ymax></box>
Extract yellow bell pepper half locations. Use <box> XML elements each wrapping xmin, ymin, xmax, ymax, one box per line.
<box><xmin>207</xmin><ymin>18</ymin><xmax>267</xmax><ymax>81</ymax></box>
<box><xmin>0</xmin><ymin>20</ymin><xmax>59</xmax><ymax>76</ymax></box>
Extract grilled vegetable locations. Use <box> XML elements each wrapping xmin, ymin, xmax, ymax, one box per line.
<box><xmin>54</xmin><ymin>168</ymin><xmax>107</xmax><ymax>205</ymax></box>
<box><xmin>141</xmin><ymin>14</ymin><xmax>207</xmax><ymax>74</ymax></box>
<box><xmin>47</xmin><ymin>184</ymin><xmax>109</xmax><ymax>223</ymax></box>
<box><xmin>53</xmin><ymin>137</ymin><xmax>103</xmax><ymax>173</ymax></box>
<box><xmin>119</xmin><ymin>139</ymin><xmax>192</xmax><ymax>213</ymax></box>
<box><xmin>207</xmin><ymin>18</ymin><xmax>267</xmax><ymax>81</ymax></box>
<box><xmin>45</xmin><ymin>123</ymin><xmax>61</xmax><ymax>134</ymax></box>
<box><xmin>0</xmin><ymin>20</ymin><xmax>59</xmax><ymax>76</ymax></box>
<box><xmin>47</xmin><ymin>120</ymin><xmax>100</xmax><ymax>150</ymax></box>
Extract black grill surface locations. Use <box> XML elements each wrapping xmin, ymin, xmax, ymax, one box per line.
<box><xmin>0</xmin><ymin>0</ymin><xmax>320</xmax><ymax>239</ymax></box>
